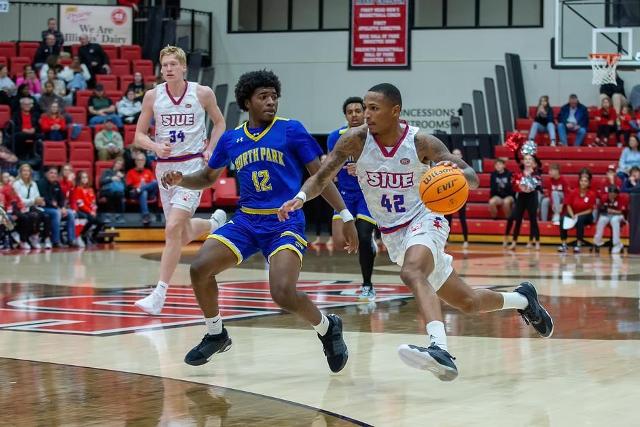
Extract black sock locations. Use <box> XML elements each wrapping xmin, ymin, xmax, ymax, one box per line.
<box><xmin>356</xmin><ymin>219</ymin><xmax>376</xmax><ymax>289</ymax></box>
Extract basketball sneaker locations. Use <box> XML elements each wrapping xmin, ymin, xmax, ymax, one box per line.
<box><xmin>184</xmin><ymin>327</ymin><xmax>233</xmax><ymax>366</ymax></box>
<box><xmin>317</xmin><ymin>314</ymin><xmax>348</xmax><ymax>373</ymax></box>
<box><xmin>134</xmin><ymin>290</ymin><xmax>166</xmax><ymax>315</ymax></box>
<box><xmin>358</xmin><ymin>286</ymin><xmax>376</xmax><ymax>302</ymax></box>
<box><xmin>209</xmin><ymin>209</ymin><xmax>227</xmax><ymax>232</ymax></box>
<box><xmin>397</xmin><ymin>343</ymin><xmax>458</xmax><ymax>381</ymax></box>
<box><xmin>514</xmin><ymin>281</ymin><xmax>554</xmax><ymax>338</ymax></box>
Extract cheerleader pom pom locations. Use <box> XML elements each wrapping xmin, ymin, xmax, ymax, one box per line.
<box><xmin>505</xmin><ymin>132</ymin><xmax>526</xmax><ymax>153</ymax></box>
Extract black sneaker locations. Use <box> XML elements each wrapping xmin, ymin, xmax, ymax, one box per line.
<box><xmin>184</xmin><ymin>328</ymin><xmax>232</xmax><ymax>366</ymax></box>
<box><xmin>397</xmin><ymin>343</ymin><xmax>458</xmax><ymax>381</ymax></box>
<box><xmin>514</xmin><ymin>281</ymin><xmax>554</xmax><ymax>338</ymax></box>
<box><xmin>317</xmin><ymin>314</ymin><xmax>348</xmax><ymax>373</ymax></box>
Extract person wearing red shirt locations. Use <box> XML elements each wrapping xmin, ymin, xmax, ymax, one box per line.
<box><xmin>597</xmin><ymin>164</ymin><xmax>623</xmax><ymax>195</ymax></box>
<box><xmin>506</xmin><ymin>153</ymin><xmax>542</xmax><ymax>250</ymax></box>
<box><xmin>0</xmin><ymin>179</ymin><xmax>40</xmax><ymax>248</ymax></box>
<box><xmin>594</xmin><ymin>96</ymin><xmax>617</xmax><ymax>146</ymax></box>
<box><xmin>558</xmin><ymin>174</ymin><xmax>597</xmax><ymax>253</ymax></box>
<box><xmin>617</xmin><ymin>104</ymin><xmax>633</xmax><ymax>146</ymax></box>
<box><xmin>593</xmin><ymin>186</ymin><xmax>627</xmax><ymax>253</ymax></box>
<box><xmin>59</xmin><ymin>164</ymin><xmax>75</xmax><ymax>201</ymax></box>
<box><xmin>125</xmin><ymin>152</ymin><xmax>158</xmax><ymax>225</ymax></box>
<box><xmin>39</xmin><ymin>102</ymin><xmax>67</xmax><ymax>141</ymax></box>
<box><xmin>70</xmin><ymin>171</ymin><xmax>104</xmax><ymax>245</ymax></box>
<box><xmin>540</xmin><ymin>163</ymin><xmax>569</xmax><ymax>224</ymax></box>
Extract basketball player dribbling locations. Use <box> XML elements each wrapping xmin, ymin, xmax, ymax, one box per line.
<box><xmin>160</xmin><ymin>70</ymin><xmax>357</xmax><ymax>371</ymax></box>
<box><xmin>279</xmin><ymin>83</ymin><xmax>554</xmax><ymax>381</ymax></box>
<box><xmin>327</xmin><ymin>97</ymin><xmax>378</xmax><ymax>301</ymax></box>
<box><xmin>133</xmin><ymin>46</ymin><xmax>228</xmax><ymax>315</ymax></box>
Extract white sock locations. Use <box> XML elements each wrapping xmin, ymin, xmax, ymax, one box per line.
<box><xmin>501</xmin><ymin>292</ymin><xmax>529</xmax><ymax>310</ymax></box>
<box><xmin>313</xmin><ymin>314</ymin><xmax>330</xmax><ymax>336</ymax></box>
<box><xmin>426</xmin><ymin>320</ymin><xmax>448</xmax><ymax>351</ymax></box>
<box><xmin>205</xmin><ymin>314</ymin><xmax>223</xmax><ymax>335</ymax></box>
<box><xmin>155</xmin><ymin>281</ymin><xmax>168</xmax><ymax>297</ymax></box>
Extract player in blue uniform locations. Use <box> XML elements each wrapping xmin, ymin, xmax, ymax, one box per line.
<box><xmin>160</xmin><ymin>70</ymin><xmax>357</xmax><ymax>372</ymax></box>
<box><xmin>327</xmin><ymin>97</ymin><xmax>378</xmax><ymax>301</ymax></box>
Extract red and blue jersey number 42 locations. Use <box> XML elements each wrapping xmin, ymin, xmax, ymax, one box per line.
<box><xmin>381</xmin><ymin>194</ymin><xmax>406</xmax><ymax>213</ymax></box>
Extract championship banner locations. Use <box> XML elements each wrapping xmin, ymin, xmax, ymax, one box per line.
<box><xmin>349</xmin><ymin>0</ymin><xmax>410</xmax><ymax>69</ymax></box>
<box><xmin>60</xmin><ymin>4</ymin><xmax>132</xmax><ymax>46</ymax></box>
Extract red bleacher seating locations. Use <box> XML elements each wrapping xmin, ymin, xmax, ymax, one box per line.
<box><xmin>59</xmin><ymin>57</ymin><xmax>72</xmax><ymax>67</ymax></box>
<box><xmin>132</xmin><ymin>59</ymin><xmax>153</xmax><ymax>76</ymax></box>
<box><xmin>43</xmin><ymin>141</ymin><xmax>68</xmax><ymax>166</ymax></box>
<box><xmin>468</xmin><ymin>188</ymin><xmax>491</xmax><ymax>203</ymax></box>
<box><xmin>75</xmin><ymin>90</ymin><xmax>93</xmax><ymax>108</ymax></box>
<box><xmin>494</xmin><ymin>145</ymin><xmax>622</xmax><ymax>161</ymax></box>
<box><xmin>0</xmin><ymin>57</ymin><xmax>6</xmax><ymax>68</ymax></box>
<box><xmin>17</xmin><ymin>42</ymin><xmax>39</xmax><ymax>60</ymax></box>
<box><xmin>106</xmin><ymin>90</ymin><xmax>122</xmax><ymax>105</ymax></box>
<box><xmin>102</xmin><ymin>44</ymin><xmax>118</xmax><ymax>62</ymax></box>
<box><xmin>119</xmin><ymin>45</ymin><xmax>142</xmax><ymax>61</ymax></box>
<box><xmin>212</xmin><ymin>177</ymin><xmax>240</xmax><ymax>206</ymax></box>
<box><xmin>70</xmin><ymin>160</ymin><xmax>93</xmax><ymax>179</ymax></box>
<box><xmin>9</xmin><ymin>57</ymin><xmax>30</xmax><ymax>78</ymax></box>
<box><xmin>119</xmin><ymin>74</ymin><xmax>134</xmax><ymax>91</ymax></box>
<box><xmin>0</xmin><ymin>42</ymin><xmax>16</xmax><ymax>58</ymax></box>
<box><xmin>110</xmin><ymin>59</ymin><xmax>130</xmax><ymax>77</ymax></box>
<box><xmin>71</xmin><ymin>44</ymin><xmax>80</xmax><ymax>57</ymax></box>
<box><xmin>124</xmin><ymin>125</ymin><xmax>137</xmax><ymax>147</ymax></box>
<box><xmin>515</xmin><ymin>118</ymin><xmax>532</xmax><ymax>131</ymax></box>
<box><xmin>71</xmin><ymin>126</ymin><xmax>92</xmax><ymax>142</ymax></box>
<box><xmin>144</xmin><ymin>75</ymin><xmax>157</xmax><ymax>85</ymax></box>
<box><xmin>0</xmin><ymin>105</ymin><xmax>11</xmax><ymax>128</ymax></box>
<box><xmin>66</xmin><ymin>106</ymin><xmax>87</xmax><ymax>126</ymax></box>
<box><xmin>96</xmin><ymin>75</ymin><xmax>118</xmax><ymax>91</ymax></box>
<box><xmin>198</xmin><ymin>188</ymin><xmax>213</xmax><ymax>209</ymax></box>
<box><xmin>69</xmin><ymin>141</ymin><xmax>95</xmax><ymax>163</ymax></box>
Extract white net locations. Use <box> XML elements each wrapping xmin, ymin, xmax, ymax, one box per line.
<box><xmin>589</xmin><ymin>54</ymin><xmax>620</xmax><ymax>85</ymax></box>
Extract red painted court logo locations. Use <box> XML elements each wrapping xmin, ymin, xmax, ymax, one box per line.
<box><xmin>0</xmin><ymin>281</ymin><xmax>412</xmax><ymax>336</ymax></box>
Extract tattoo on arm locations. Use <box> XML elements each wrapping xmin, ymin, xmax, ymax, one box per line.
<box><xmin>180</xmin><ymin>167</ymin><xmax>221</xmax><ymax>190</ymax></box>
<box><xmin>417</xmin><ymin>133</ymin><xmax>480</xmax><ymax>189</ymax></box>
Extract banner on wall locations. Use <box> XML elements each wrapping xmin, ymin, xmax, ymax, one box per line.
<box><xmin>60</xmin><ymin>4</ymin><xmax>132</xmax><ymax>45</ymax></box>
<box><xmin>349</xmin><ymin>0</ymin><xmax>410</xmax><ymax>69</ymax></box>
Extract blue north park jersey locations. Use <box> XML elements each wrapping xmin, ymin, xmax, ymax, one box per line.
<box><xmin>326</xmin><ymin>126</ymin><xmax>361</xmax><ymax>193</ymax></box>
<box><xmin>208</xmin><ymin>117</ymin><xmax>323</xmax><ymax>210</ymax></box>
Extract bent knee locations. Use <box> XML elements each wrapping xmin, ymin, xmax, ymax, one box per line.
<box><xmin>400</xmin><ymin>267</ymin><xmax>428</xmax><ymax>289</ymax></box>
<box><xmin>270</xmin><ymin>286</ymin><xmax>297</xmax><ymax>309</ymax></box>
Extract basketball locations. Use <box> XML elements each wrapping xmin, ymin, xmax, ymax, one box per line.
<box><xmin>419</xmin><ymin>165</ymin><xmax>469</xmax><ymax>215</ymax></box>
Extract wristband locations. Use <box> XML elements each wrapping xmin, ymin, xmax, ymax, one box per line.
<box><xmin>294</xmin><ymin>191</ymin><xmax>307</xmax><ymax>203</ymax></box>
<box><xmin>339</xmin><ymin>209</ymin><xmax>354</xmax><ymax>223</ymax></box>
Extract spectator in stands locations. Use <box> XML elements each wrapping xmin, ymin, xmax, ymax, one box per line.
<box><xmin>70</xmin><ymin>170</ymin><xmax>104</xmax><ymax>245</ymax></box>
<box><xmin>126</xmin><ymin>152</ymin><xmax>158</xmax><ymax>225</ymax></box>
<box><xmin>41</xmin><ymin>18</ymin><xmax>64</xmax><ymax>50</ymax></box>
<box><xmin>616</xmin><ymin>134</ymin><xmax>640</xmax><ymax>180</ymax></box>
<box><xmin>598</xmin><ymin>164</ymin><xmax>623</xmax><ymax>195</ymax></box>
<box><xmin>617</xmin><ymin>104</ymin><xmax>634</xmax><ymax>146</ymax></box>
<box><xmin>99</xmin><ymin>157</ymin><xmax>126</xmax><ymax>223</ymax></box>
<box><xmin>622</xmin><ymin>166</ymin><xmax>640</xmax><ymax>193</ymax></box>
<box><xmin>558</xmin><ymin>173</ymin><xmax>597</xmax><ymax>253</ymax></box>
<box><xmin>0</xmin><ymin>142</ymin><xmax>18</xmax><ymax>176</ymax></box>
<box><xmin>34</xmin><ymin>35</ymin><xmax>61</xmax><ymax>70</ymax></box>
<box><xmin>593</xmin><ymin>186</ymin><xmax>626</xmax><ymax>254</ymax></box>
<box><xmin>0</xmin><ymin>175</ymin><xmax>41</xmax><ymax>250</ymax></box>
<box><xmin>39</xmin><ymin>102</ymin><xmax>66</xmax><ymax>141</ymax></box>
<box><xmin>557</xmin><ymin>94</ymin><xmax>589</xmax><ymax>146</ymax></box>
<box><xmin>12</xmin><ymin>163</ymin><xmax>52</xmax><ymax>249</ymax></box>
<box><xmin>489</xmin><ymin>158</ymin><xmax>514</xmax><ymax>221</ymax></box>
<box><xmin>42</xmin><ymin>68</ymin><xmax>68</xmax><ymax>103</ymax></box>
<box><xmin>0</xmin><ymin>64</ymin><xmax>16</xmax><ymax>103</ymax></box>
<box><xmin>117</xmin><ymin>88</ymin><xmax>142</xmax><ymax>124</ymax></box>
<box><xmin>594</xmin><ymin>96</ymin><xmax>617</xmax><ymax>147</ymax></box>
<box><xmin>59</xmin><ymin>56</ymin><xmax>91</xmax><ymax>93</ymax></box>
<box><xmin>528</xmin><ymin>95</ymin><xmax>556</xmax><ymax>146</ymax></box>
<box><xmin>88</xmin><ymin>84</ymin><xmax>123</xmax><ymax>128</ymax></box>
<box><xmin>15</xmin><ymin>65</ymin><xmax>42</xmax><ymax>99</ymax></box>
<box><xmin>600</xmin><ymin>71</ymin><xmax>626</xmax><ymax>115</ymax></box>
<box><xmin>94</xmin><ymin>118</ymin><xmax>124</xmax><ymax>160</ymax></box>
<box><xmin>37</xmin><ymin>165</ymin><xmax>81</xmax><ymax>248</ymax></box>
<box><xmin>127</xmin><ymin>72</ymin><xmax>146</xmax><ymax>102</ymax></box>
<box><xmin>59</xmin><ymin>163</ymin><xmax>75</xmax><ymax>202</ymax></box>
<box><xmin>11</xmin><ymin>84</ymin><xmax>40</xmax><ymax>114</ymax></box>
<box><xmin>11</xmin><ymin>97</ymin><xmax>43</xmax><ymax>163</ymax></box>
<box><xmin>39</xmin><ymin>81</ymin><xmax>66</xmax><ymax>114</ymax></box>
<box><xmin>507</xmin><ymin>153</ymin><xmax>542</xmax><ymax>251</ymax></box>
<box><xmin>445</xmin><ymin>148</ymin><xmax>468</xmax><ymax>248</ymax></box>
<box><xmin>540</xmin><ymin>163</ymin><xmax>569</xmax><ymax>224</ymax></box>
<box><xmin>78</xmin><ymin>35</ymin><xmax>111</xmax><ymax>87</ymax></box>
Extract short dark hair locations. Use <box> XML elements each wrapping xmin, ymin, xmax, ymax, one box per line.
<box><xmin>494</xmin><ymin>158</ymin><xmax>505</xmax><ymax>165</ymax></box>
<box><xmin>235</xmin><ymin>70</ymin><xmax>281</xmax><ymax>112</ymax></box>
<box><xmin>579</xmin><ymin>167</ymin><xmax>592</xmax><ymax>180</ymax></box>
<box><xmin>342</xmin><ymin>97</ymin><xmax>364</xmax><ymax>115</ymax></box>
<box><xmin>44</xmin><ymin>165</ymin><xmax>59</xmax><ymax>174</ymax></box>
<box><xmin>631</xmin><ymin>166</ymin><xmax>640</xmax><ymax>173</ymax></box>
<box><xmin>368</xmin><ymin>83</ymin><xmax>402</xmax><ymax>108</ymax></box>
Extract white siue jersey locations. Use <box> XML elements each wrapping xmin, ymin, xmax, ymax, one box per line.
<box><xmin>153</xmin><ymin>81</ymin><xmax>207</xmax><ymax>157</ymax></box>
<box><xmin>355</xmin><ymin>123</ymin><xmax>430</xmax><ymax>231</ymax></box>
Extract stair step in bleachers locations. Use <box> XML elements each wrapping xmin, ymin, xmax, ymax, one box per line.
<box><xmin>450</xmin><ymin>219</ymin><xmax>629</xmax><ymax>238</ymax></box>
<box><xmin>482</xmin><ymin>158</ymin><xmax>614</xmax><ymax>174</ymax></box>
<box><xmin>494</xmin><ymin>145</ymin><xmax>622</xmax><ymax>160</ymax></box>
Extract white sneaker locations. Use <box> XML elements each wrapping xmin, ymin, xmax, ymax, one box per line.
<box><xmin>28</xmin><ymin>235</ymin><xmax>41</xmax><ymax>249</ymax></box>
<box><xmin>462</xmin><ymin>241</ymin><xmax>469</xmax><ymax>249</ymax></box>
<box><xmin>612</xmin><ymin>243</ymin><xmax>624</xmax><ymax>254</ymax></box>
<box><xmin>134</xmin><ymin>291</ymin><xmax>166</xmax><ymax>315</ymax></box>
<box><xmin>19</xmin><ymin>241</ymin><xmax>31</xmax><ymax>250</ymax></box>
<box><xmin>358</xmin><ymin>286</ymin><xmax>376</xmax><ymax>302</ymax></box>
<box><xmin>209</xmin><ymin>209</ymin><xmax>227</xmax><ymax>232</ymax></box>
<box><xmin>73</xmin><ymin>237</ymin><xmax>86</xmax><ymax>248</ymax></box>
<box><xmin>552</xmin><ymin>214</ymin><xmax>560</xmax><ymax>225</ymax></box>
<box><xmin>44</xmin><ymin>238</ymin><xmax>52</xmax><ymax>249</ymax></box>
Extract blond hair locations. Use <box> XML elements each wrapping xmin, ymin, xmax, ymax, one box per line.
<box><xmin>159</xmin><ymin>45</ymin><xmax>187</xmax><ymax>65</ymax></box>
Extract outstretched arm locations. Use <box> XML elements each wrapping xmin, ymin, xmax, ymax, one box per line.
<box><xmin>161</xmin><ymin>166</ymin><xmax>223</xmax><ymax>191</ymax></box>
<box><xmin>415</xmin><ymin>133</ymin><xmax>479</xmax><ymax>189</ymax></box>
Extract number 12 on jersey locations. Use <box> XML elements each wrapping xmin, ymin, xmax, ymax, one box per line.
<box><xmin>381</xmin><ymin>194</ymin><xmax>406</xmax><ymax>213</ymax></box>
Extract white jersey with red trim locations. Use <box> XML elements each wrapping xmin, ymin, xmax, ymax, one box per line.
<box><xmin>153</xmin><ymin>81</ymin><xmax>207</xmax><ymax>157</ymax></box>
<box><xmin>355</xmin><ymin>123</ymin><xmax>431</xmax><ymax>230</ymax></box>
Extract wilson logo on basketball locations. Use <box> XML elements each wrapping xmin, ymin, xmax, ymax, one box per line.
<box><xmin>0</xmin><ymin>281</ymin><xmax>412</xmax><ymax>336</ymax></box>
<box><xmin>400</xmin><ymin>158</ymin><xmax>410</xmax><ymax>165</ymax></box>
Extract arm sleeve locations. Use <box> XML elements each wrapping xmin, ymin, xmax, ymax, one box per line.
<box><xmin>288</xmin><ymin>120</ymin><xmax>323</xmax><ymax>165</ymax></box>
<box><xmin>207</xmin><ymin>132</ymin><xmax>230</xmax><ymax>169</ymax></box>
<box><xmin>489</xmin><ymin>172</ymin><xmax>498</xmax><ymax>197</ymax></box>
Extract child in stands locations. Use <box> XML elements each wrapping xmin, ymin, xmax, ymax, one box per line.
<box><xmin>593</xmin><ymin>186</ymin><xmax>626</xmax><ymax>254</ymax></box>
<box><xmin>594</xmin><ymin>96</ymin><xmax>617</xmax><ymax>147</ymax></box>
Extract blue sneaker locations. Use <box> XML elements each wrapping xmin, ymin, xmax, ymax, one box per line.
<box><xmin>398</xmin><ymin>343</ymin><xmax>458</xmax><ymax>381</ymax></box>
<box><xmin>358</xmin><ymin>286</ymin><xmax>376</xmax><ymax>302</ymax></box>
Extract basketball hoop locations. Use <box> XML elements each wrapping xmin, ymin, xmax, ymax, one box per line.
<box><xmin>589</xmin><ymin>53</ymin><xmax>621</xmax><ymax>85</ymax></box>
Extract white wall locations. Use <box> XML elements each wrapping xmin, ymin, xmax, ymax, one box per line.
<box><xmin>183</xmin><ymin>0</ymin><xmax>640</xmax><ymax>133</ymax></box>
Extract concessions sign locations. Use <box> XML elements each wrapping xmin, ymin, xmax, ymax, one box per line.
<box><xmin>349</xmin><ymin>0</ymin><xmax>410</xmax><ymax>69</ymax></box>
<box><xmin>60</xmin><ymin>4</ymin><xmax>132</xmax><ymax>45</ymax></box>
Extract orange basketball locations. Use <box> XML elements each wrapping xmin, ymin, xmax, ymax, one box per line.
<box><xmin>419</xmin><ymin>165</ymin><xmax>469</xmax><ymax>215</ymax></box>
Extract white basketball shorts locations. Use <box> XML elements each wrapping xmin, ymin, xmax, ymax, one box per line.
<box><xmin>154</xmin><ymin>157</ymin><xmax>205</xmax><ymax>216</ymax></box>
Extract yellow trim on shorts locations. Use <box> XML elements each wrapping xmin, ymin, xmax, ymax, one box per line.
<box><xmin>281</xmin><ymin>231</ymin><xmax>307</xmax><ymax>246</ymax></box>
<box><xmin>207</xmin><ymin>234</ymin><xmax>243</xmax><ymax>264</ymax></box>
<box><xmin>268</xmin><ymin>244</ymin><xmax>303</xmax><ymax>264</ymax></box>
<box><xmin>356</xmin><ymin>214</ymin><xmax>377</xmax><ymax>225</ymax></box>
<box><xmin>240</xmin><ymin>206</ymin><xmax>280</xmax><ymax>215</ymax></box>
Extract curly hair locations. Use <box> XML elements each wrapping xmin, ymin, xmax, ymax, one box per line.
<box><xmin>235</xmin><ymin>70</ymin><xmax>281</xmax><ymax>112</ymax></box>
